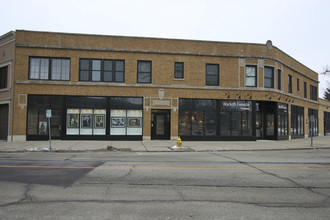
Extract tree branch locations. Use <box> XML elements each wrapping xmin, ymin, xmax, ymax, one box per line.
<box><xmin>321</xmin><ymin>65</ymin><xmax>330</xmax><ymax>75</ymax></box>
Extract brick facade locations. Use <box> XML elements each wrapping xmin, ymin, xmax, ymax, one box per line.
<box><xmin>0</xmin><ymin>30</ymin><xmax>329</xmax><ymax>141</ymax></box>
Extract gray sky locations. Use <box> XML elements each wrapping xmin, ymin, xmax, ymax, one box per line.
<box><xmin>1</xmin><ymin>0</ymin><xmax>329</xmax><ymax>97</ymax></box>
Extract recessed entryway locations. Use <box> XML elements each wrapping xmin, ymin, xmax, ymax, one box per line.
<box><xmin>151</xmin><ymin>109</ymin><xmax>170</xmax><ymax>140</ymax></box>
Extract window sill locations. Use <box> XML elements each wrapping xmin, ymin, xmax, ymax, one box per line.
<box><xmin>0</xmin><ymin>88</ymin><xmax>10</xmax><ymax>92</ymax></box>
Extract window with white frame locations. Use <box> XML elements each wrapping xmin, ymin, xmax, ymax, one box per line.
<box><xmin>29</xmin><ymin>57</ymin><xmax>70</xmax><ymax>80</ymax></box>
<box><xmin>245</xmin><ymin>65</ymin><xmax>257</xmax><ymax>87</ymax></box>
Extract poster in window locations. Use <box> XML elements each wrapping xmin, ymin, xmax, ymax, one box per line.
<box><xmin>39</xmin><ymin>121</ymin><xmax>47</xmax><ymax>134</ymax></box>
<box><xmin>81</xmin><ymin>114</ymin><xmax>92</xmax><ymax>128</ymax></box>
<box><xmin>111</xmin><ymin>117</ymin><xmax>125</xmax><ymax>128</ymax></box>
<box><xmin>68</xmin><ymin>114</ymin><xmax>79</xmax><ymax>128</ymax></box>
<box><xmin>128</xmin><ymin>117</ymin><xmax>142</xmax><ymax>128</ymax></box>
<box><xmin>94</xmin><ymin>114</ymin><xmax>105</xmax><ymax>128</ymax></box>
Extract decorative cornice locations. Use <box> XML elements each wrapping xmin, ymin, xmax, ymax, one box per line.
<box><xmin>0</xmin><ymin>31</ymin><xmax>15</xmax><ymax>47</ymax></box>
<box><xmin>15</xmin><ymin>80</ymin><xmax>321</xmax><ymax>106</ymax></box>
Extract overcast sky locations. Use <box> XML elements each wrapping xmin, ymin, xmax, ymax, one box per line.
<box><xmin>1</xmin><ymin>0</ymin><xmax>329</xmax><ymax>97</ymax></box>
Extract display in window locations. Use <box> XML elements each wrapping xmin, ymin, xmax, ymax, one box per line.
<box><xmin>68</xmin><ymin>114</ymin><xmax>79</xmax><ymax>128</ymax></box>
<box><xmin>94</xmin><ymin>114</ymin><xmax>105</xmax><ymax>128</ymax></box>
<box><xmin>128</xmin><ymin>117</ymin><xmax>141</xmax><ymax>128</ymax></box>
<box><xmin>81</xmin><ymin>114</ymin><xmax>92</xmax><ymax>128</ymax></box>
<box><xmin>111</xmin><ymin>117</ymin><xmax>125</xmax><ymax>128</ymax></box>
<box><xmin>39</xmin><ymin>121</ymin><xmax>47</xmax><ymax>134</ymax></box>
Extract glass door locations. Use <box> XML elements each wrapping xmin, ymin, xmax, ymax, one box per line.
<box><xmin>151</xmin><ymin>110</ymin><xmax>170</xmax><ymax>140</ymax></box>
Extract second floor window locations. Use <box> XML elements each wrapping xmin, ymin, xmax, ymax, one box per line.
<box><xmin>278</xmin><ymin>69</ymin><xmax>282</xmax><ymax>90</ymax></box>
<box><xmin>137</xmin><ymin>61</ymin><xmax>151</xmax><ymax>83</ymax></box>
<box><xmin>79</xmin><ymin>59</ymin><xmax>125</xmax><ymax>82</ymax></box>
<box><xmin>310</xmin><ymin>85</ymin><xmax>317</xmax><ymax>101</ymax></box>
<box><xmin>0</xmin><ymin>66</ymin><xmax>8</xmax><ymax>89</ymax></box>
<box><xmin>206</xmin><ymin>64</ymin><xmax>219</xmax><ymax>86</ymax></box>
<box><xmin>264</xmin><ymin>67</ymin><xmax>274</xmax><ymax>88</ymax></box>
<box><xmin>288</xmin><ymin>75</ymin><xmax>292</xmax><ymax>93</ymax></box>
<box><xmin>174</xmin><ymin>62</ymin><xmax>184</xmax><ymax>79</ymax></box>
<box><xmin>29</xmin><ymin>57</ymin><xmax>70</xmax><ymax>80</ymax></box>
<box><xmin>297</xmin><ymin>79</ymin><xmax>300</xmax><ymax>92</ymax></box>
<box><xmin>245</xmin><ymin>66</ymin><xmax>257</xmax><ymax>87</ymax></box>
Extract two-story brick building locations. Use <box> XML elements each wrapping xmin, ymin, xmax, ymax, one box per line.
<box><xmin>0</xmin><ymin>30</ymin><xmax>329</xmax><ymax>142</ymax></box>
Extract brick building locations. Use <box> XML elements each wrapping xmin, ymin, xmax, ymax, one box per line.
<box><xmin>0</xmin><ymin>30</ymin><xmax>329</xmax><ymax>142</ymax></box>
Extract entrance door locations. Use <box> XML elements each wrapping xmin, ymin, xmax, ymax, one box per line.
<box><xmin>0</xmin><ymin>104</ymin><xmax>9</xmax><ymax>141</ymax></box>
<box><xmin>151</xmin><ymin>110</ymin><xmax>170</xmax><ymax>140</ymax></box>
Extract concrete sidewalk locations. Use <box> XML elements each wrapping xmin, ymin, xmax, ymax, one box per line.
<box><xmin>1</xmin><ymin>136</ymin><xmax>330</xmax><ymax>152</ymax></box>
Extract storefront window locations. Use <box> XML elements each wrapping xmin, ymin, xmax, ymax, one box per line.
<box><xmin>291</xmin><ymin>105</ymin><xmax>304</xmax><ymax>137</ymax></box>
<box><xmin>308</xmin><ymin>109</ymin><xmax>318</xmax><ymax>136</ymax></box>
<box><xmin>277</xmin><ymin>103</ymin><xmax>288</xmax><ymax>137</ymax></box>
<box><xmin>242</xmin><ymin>112</ymin><xmax>252</xmax><ymax>136</ymax></box>
<box><xmin>205</xmin><ymin>111</ymin><xmax>216</xmax><ymax>136</ymax></box>
<box><xmin>66</xmin><ymin>109</ymin><xmax>106</xmax><ymax>135</ymax></box>
<box><xmin>266</xmin><ymin>114</ymin><xmax>274</xmax><ymax>136</ymax></box>
<box><xmin>110</xmin><ymin>109</ymin><xmax>143</xmax><ymax>135</ymax></box>
<box><xmin>231</xmin><ymin>112</ymin><xmax>241</xmax><ymax>136</ymax></box>
<box><xmin>179</xmin><ymin>99</ymin><xmax>254</xmax><ymax>139</ymax></box>
<box><xmin>220</xmin><ymin>112</ymin><xmax>230</xmax><ymax>136</ymax></box>
<box><xmin>220</xmin><ymin>101</ymin><xmax>253</xmax><ymax>137</ymax></box>
<box><xmin>67</xmin><ymin>109</ymin><xmax>80</xmax><ymax>135</ymax></box>
<box><xmin>179</xmin><ymin>111</ymin><xmax>192</xmax><ymax>136</ymax></box>
<box><xmin>27</xmin><ymin>95</ymin><xmax>64</xmax><ymax>138</ymax></box>
<box><xmin>324</xmin><ymin>112</ymin><xmax>330</xmax><ymax>136</ymax></box>
<box><xmin>191</xmin><ymin>111</ymin><xmax>204</xmax><ymax>136</ymax></box>
<box><xmin>179</xmin><ymin>99</ymin><xmax>216</xmax><ymax>137</ymax></box>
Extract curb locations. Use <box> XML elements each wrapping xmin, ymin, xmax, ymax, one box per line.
<box><xmin>1</xmin><ymin>147</ymin><xmax>330</xmax><ymax>153</ymax></box>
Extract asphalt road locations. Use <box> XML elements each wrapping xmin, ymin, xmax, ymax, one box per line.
<box><xmin>0</xmin><ymin>149</ymin><xmax>330</xmax><ymax>220</ymax></box>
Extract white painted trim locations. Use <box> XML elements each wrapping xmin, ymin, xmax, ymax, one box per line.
<box><xmin>12</xmin><ymin>135</ymin><xmax>26</xmax><ymax>142</ymax></box>
<box><xmin>143</xmin><ymin>136</ymin><xmax>151</xmax><ymax>141</ymax></box>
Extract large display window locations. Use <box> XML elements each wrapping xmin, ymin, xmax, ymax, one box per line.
<box><xmin>66</xmin><ymin>109</ymin><xmax>106</xmax><ymax>135</ymax></box>
<box><xmin>308</xmin><ymin>109</ymin><xmax>318</xmax><ymax>137</ymax></box>
<box><xmin>110</xmin><ymin>109</ymin><xmax>142</xmax><ymax>135</ymax></box>
<box><xmin>220</xmin><ymin>101</ymin><xmax>253</xmax><ymax>137</ymax></box>
<box><xmin>27</xmin><ymin>95</ymin><xmax>64</xmax><ymax>139</ymax></box>
<box><xmin>27</xmin><ymin>95</ymin><xmax>143</xmax><ymax>140</ymax></box>
<box><xmin>179</xmin><ymin>99</ymin><xmax>217</xmax><ymax>137</ymax></box>
<box><xmin>291</xmin><ymin>105</ymin><xmax>303</xmax><ymax>137</ymax></box>
<box><xmin>179</xmin><ymin>99</ymin><xmax>253</xmax><ymax>140</ymax></box>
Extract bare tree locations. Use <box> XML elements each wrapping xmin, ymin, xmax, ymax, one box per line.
<box><xmin>321</xmin><ymin>65</ymin><xmax>330</xmax><ymax>74</ymax></box>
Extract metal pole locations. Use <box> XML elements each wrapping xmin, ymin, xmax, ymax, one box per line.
<box><xmin>48</xmin><ymin>117</ymin><xmax>52</xmax><ymax>150</ymax></box>
<box><xmin>311</xmin><ymin>118</ymin><xmax>314</xmax><ymax>149</ymax></box>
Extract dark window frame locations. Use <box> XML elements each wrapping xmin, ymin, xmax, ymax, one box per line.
<box><xmin>277</xmin><ymin>69</ymin><xmax>282</xmax><ymax>90</ymax></box>
<box><xmin>297</xmin><ymin>78</ymin><xmax>300</xmax><ymax>92</ymax></box>
<box><xmin>29</xmin><ymin>57</ymin><xmax>70</xmax><ymax>81</ymax></box>
<box><xmin>310</xmin><ymin>85</ymin><xmax>318</xmax><ymax>101</ymax></box>
<box><xmin>137</xmin><ymin>60</ymin><xmax>152</xmax><ymax>84</ymax></box>
<box><xmin>288</xmin><ymin>75</ymin><xmax>292</xmax><ymax>93</ymax></box>
<box><xmin>174</xmin><ymin>62</ymin><xmax>184</xmax><ymax>79</ymax></box>
<box><xmin>245</xmin><ymin>65</ymin><xmax>257</xmax><ymax>87</ymax></box>
<box><xmin>0</xmin><ymin>66</ymin><xmax>8</xmax><ymax>89</ymax></box>
<box><xmin>206</xmin><ymin>64</ymin><xmax>219</xmax><ymax>86</ymax></box>
<box><xmin>304</xmin><ymin>82</ymin><xmax>307</xmax><ymax>98</ymax></box>
<box><xmin>264</xmin><ymin>66</ymin><xmax>274</xmax><ymax>88</ymax></box>
<box><xmin>291</xmin><ymin>105</ymin><xmax>304</xmax><ymax>136</ymax></box>
<box><xmin>79</xmin><ymin>59</ymin><xmax>125</xmax><ymax>82</ymax></box>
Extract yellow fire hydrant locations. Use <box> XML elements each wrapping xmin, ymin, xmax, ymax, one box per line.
<box><xmin>177</xmin><ymin>137</ymin><xmax>182</xmax><ymax>148</ymax></box>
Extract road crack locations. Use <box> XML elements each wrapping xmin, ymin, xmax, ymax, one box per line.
<box><xmin>0</xmin><ymin>184</ymin><xmax>34</xmax><ymax>208</ymax></box>
<box><xmin>211</xmin><ymin>152</ymin><xmax>330</xmax><ymax>200</ymax></box>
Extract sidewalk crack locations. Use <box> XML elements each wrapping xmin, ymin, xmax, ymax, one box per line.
<box><xmin>140</xmin><ymin>141</ymin><xmax>148</xmax><ymax>151</ymax></box>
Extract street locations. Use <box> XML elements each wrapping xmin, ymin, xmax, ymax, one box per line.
<box><xmin>0</xmin><ymin>150</ymin><xmax>330</xmax><ymax>219</ymax></box>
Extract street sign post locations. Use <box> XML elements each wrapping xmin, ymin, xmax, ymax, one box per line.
<box><xmin>46</xmin><ymin>109</ymin><xmax>52</xmax><ymax>150</ymax></box>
